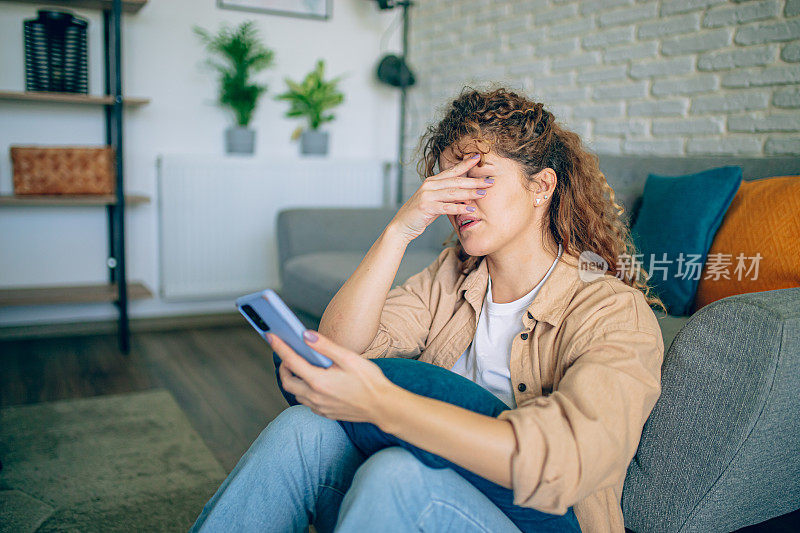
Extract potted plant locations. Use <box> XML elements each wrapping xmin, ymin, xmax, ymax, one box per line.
<box><xmin>194</xmin><ymin>20</ymin><xmax>274</xmax><ymax>155</ymax></box>
<box><xmin>274</xmin><ymin>59</ymin><xmax>345</xmax><ymax>156</ymax></box>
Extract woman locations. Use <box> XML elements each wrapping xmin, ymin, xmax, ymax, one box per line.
<box><xmin>191</xmin><ymin>86</ymin><xmax>667</xmax><ymax>533</ymax></box>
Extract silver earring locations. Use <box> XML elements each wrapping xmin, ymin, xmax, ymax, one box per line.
<box><xmin>535</xmin><ymin>198</ymin><xmax>541</xmax><ymax>205</ymax></box>
<box><xmin>544</xmin><ymin>195</ymin><xmax>548</xmax><ymax>199</ymax></box>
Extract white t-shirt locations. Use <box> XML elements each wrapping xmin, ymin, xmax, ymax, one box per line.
<box><xmin>450</xmin><ymin>244</ymin><xmax>563</xmax><ymax>408</ymax></box>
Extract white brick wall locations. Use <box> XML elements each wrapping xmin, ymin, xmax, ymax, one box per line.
<box><xmin>401</xmin><ymin>0</ymin><xmax>800</xmax><ymax>197</ymax></box>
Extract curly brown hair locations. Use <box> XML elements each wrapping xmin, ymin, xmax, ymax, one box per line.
<box><xmin>414</xmin><ymin>85</ymin><xmax>667</xmax><ymax>314</ymax></box>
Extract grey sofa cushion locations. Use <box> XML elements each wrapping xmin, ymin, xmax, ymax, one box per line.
<box><xmin>623</xmin><ymin>287</ymin><xmax>800</xmax><ymax>532</ymax></box>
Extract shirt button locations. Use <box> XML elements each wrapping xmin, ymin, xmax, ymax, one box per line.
<box><xmin>518</xmin><ymin>383</ymin><xmax>527</xmax><ymax>392</ymax></box>
<box><xmin>520</xmin><ymin>332</ymin><xmax>528</xmax><ymax>340</ymax></box>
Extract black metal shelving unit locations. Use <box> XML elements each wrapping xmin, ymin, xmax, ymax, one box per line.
<box><xmin>105</xmin><ymin>0</ymin><xmax>131</xmax><ymax>352</ymax></box>
<box><xmin>0</xmin><ymin>0</ymin><xmax>151</xmax><ymax>354</ymax></box>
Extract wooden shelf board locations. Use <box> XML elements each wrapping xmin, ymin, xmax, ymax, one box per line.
<box><xmin>0</xmin><ymin>281</ymin><xmax>153</xmax><ymax>307</ymax></box>
<box><xmin>0</xmin><ymin>0</ymin><xmax>147</xmax><ymax>13</ymax></box>
<box><xmin>0</xmin><ymin>90</ymin><xmax>149</xmax><ymax>106</ymax></box>
<box><xmin>0</xmin><ymin>194</ymin><xmax>150</xmax><ymax>206</ymax></box>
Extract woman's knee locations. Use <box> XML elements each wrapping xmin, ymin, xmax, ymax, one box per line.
<box><xmin>250</xmin><ymin>405</ymin><xmax>340</xmax><ymax>453</ymax></box>
<box><xmin>350</xmin><ymin>447</ymin><xmax>427</xmax><ymax>496</ymax></box>
<box><xmin>268</xmin><ymin>403</ymin><xmax>334</xmax><ymax>433</ymax></box>
<box><xmin>270</xmin><ymin>403</ymin><xmax>322</xmax><ymax>426</ymax></box>
<box><xmin>338</xmin><ymin>447</ymin><xmax>438</xmax><ymax>526</ymax></box>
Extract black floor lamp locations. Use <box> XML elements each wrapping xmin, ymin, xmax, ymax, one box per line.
<box><xmin>373</xmin><ymin>0</ymin><xmax>415</xmax><ymax>206</ymax></box>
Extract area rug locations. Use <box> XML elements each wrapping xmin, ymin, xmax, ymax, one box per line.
<box><xmin>0</xmin><ymin>389</ymin><xmax>227</xmax><ymax>532</ymax></box>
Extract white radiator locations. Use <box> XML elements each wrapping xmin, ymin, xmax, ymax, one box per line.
<box><xmin>157</xmin><ymin>155</ymin><xmax>393</xmax><ymax>301</ymax></box>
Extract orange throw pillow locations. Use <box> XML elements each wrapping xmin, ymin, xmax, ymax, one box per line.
<box><xmin>693</xmin><ymin>176</ymin><xmax>800</xmax><ymax>312</ymax></box>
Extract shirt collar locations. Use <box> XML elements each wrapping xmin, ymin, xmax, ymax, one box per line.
<box><xmin>460</xmin><ymin>244</ymin><xmax>584</xmax><ymax>328</ymax></box>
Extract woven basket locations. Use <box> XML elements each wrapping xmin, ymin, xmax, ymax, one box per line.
<box><xmin>11</xmin><ymin>145</ymin><xmax>115</xmax><ymax>195</ymax></box>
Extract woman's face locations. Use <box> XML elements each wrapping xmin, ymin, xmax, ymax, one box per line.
<box><xmin>438</xmin><ymin>145</ymin><xmax>541</xmax><ymax>258</ymax></box>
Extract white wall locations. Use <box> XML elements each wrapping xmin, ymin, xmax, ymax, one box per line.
<box><xmin>0</xmin><ymin>0</ymin><xmax>401</xmax><ymax>327</ymax></box>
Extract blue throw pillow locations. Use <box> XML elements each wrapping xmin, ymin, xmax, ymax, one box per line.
<box><xmin>630</xmin><ymin>166</ymin><xmax>742</xmax><ymax>316</ymax></box>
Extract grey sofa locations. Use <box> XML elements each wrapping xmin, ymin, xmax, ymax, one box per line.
<box><xmin>275</xmin><ymin>154</ymin><xmax>799</xmax><ymax>532</ymax></box>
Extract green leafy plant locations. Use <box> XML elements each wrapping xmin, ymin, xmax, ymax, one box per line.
<box><xmin>193</xmin><ymin>20</ymin><xmax>275</xmax><ymax>127</ymax></box>
<box><xmin>274</xmin><ymin>59</ymin><xmax>345</xmax><ymax>139</ymax></box>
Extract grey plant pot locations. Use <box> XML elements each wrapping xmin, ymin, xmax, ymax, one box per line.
<box><xmin>225</xmin><ymin>126</ymin><xmax>255</xmax><ymax>155</ymax></box>
<box><xmin>301</xmin><ymin>130</ymin><xmax>329</xmax><ymax>156</ymax></box>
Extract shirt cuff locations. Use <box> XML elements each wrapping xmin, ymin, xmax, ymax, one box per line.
<box><xmin>496</xmin><ymin>399</ymin><xmax>569</xmax><ymax>514</ymax></box>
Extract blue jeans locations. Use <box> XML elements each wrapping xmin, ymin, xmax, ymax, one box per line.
<box><xmin>190</xmin><ymin>354</ymin><xmax>582</xmax><ymax>532</ymax></box>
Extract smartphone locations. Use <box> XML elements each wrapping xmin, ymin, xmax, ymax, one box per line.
<box><xmin>236</xmin><ymin>288</ymin><xmax>333</xmax><ymax>368</ymax></box>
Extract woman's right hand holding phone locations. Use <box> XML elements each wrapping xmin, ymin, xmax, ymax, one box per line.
<box><xmin>389</xmin><ymin>153</ymin><xmax>495</xmax><ymax>244</ymax></box>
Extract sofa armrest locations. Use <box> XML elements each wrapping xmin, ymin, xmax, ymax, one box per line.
<box><xmin>277</xmin><ymin>207</ymin><xmax>396</xmax><ymax>262</ymax></box>
<box><xmin>276</xmin><ymin>207</ymin><xmax>455</xmax><ymax>284</ymax></box>
<box><xmin>623</xmin><ymin>287</ymin><xmax>800</xmax><ymax>533</ymax></box>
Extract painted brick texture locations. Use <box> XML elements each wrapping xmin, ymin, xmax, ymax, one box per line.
<box><xmin>401</xmin><ymin>0</ymin><xmax>799</xmax><ymax>191</ymax></box>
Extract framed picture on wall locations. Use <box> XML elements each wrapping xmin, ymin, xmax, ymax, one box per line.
<box><xmin>218</xmin><ymin>0</ymin><xmax>332</xmax><ymax>20</ymax></box>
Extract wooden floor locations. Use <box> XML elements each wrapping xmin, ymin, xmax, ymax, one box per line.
<box><xmin>0</xmin><ymin>320</ymin><xmax>314</xmax><ymax>471</ymax></box>
<box><xmin>1</xmin><ymin>319</ymin><xmax>797</xmax><ymax>532</ymax></box>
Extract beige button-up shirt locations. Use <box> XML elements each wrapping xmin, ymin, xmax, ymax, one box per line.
<box><xmin>359</xmin><ymin>245</ymin><xmax>664</xmax><ymax>533</ymax></box>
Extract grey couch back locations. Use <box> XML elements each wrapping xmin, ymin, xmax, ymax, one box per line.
<box><xmin>597</xmin><ymin>154</ymin><xmax>800</xmax><ymax>225</ymax></box>
<box><xmin>276</xmin><ymin>206</ymin><xmax>455</xmax><ymax>284</ymax></box>
<box><xmin>277</xmin><ymin>156</ymin><xmax>799</xmax><ymax>277</ymax></box>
